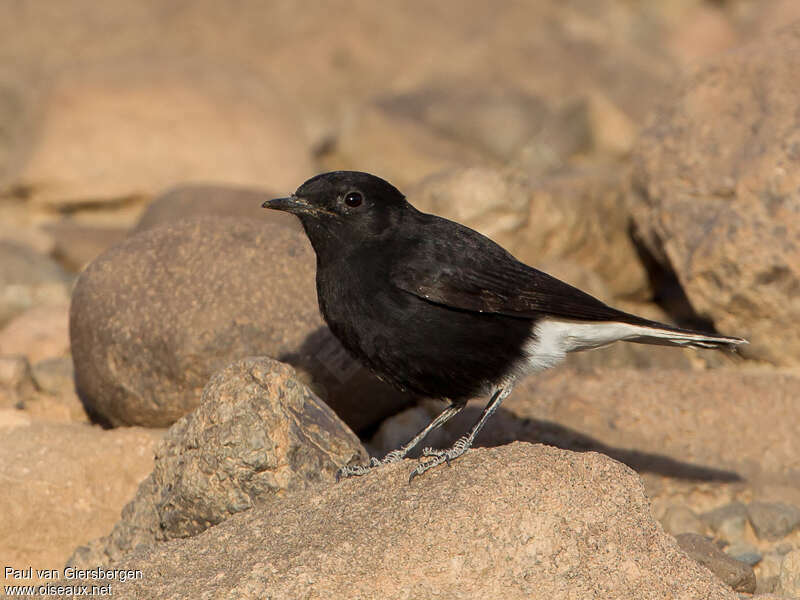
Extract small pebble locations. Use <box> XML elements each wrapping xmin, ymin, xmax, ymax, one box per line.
<box><xmin>662</xmin><ymin>505</ymin><xmax>706</xmax><ymax>536</ymax></box>
<box><xmin>726</xmin><ymin>543</ymin><xmax>762</xmax><ymax>567</ymax></box>
<box><xmin>748</xmin><ymin>502</ymin><xmax>800</xmax><ymax>541</ymax></box>
<box><xmin>702</xmin><ymin>502</ymin><xmax>748</xmax><ymax>542</ymax></box>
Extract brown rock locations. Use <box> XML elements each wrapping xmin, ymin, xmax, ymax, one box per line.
<box><xmin>675</xmin><ymin>533</ymin><xmax>756</xmax><ymax>594</ymax></box>
<box><xmin>70</xmin><ymin>216</ymin><xmax>410</xmax><ymax>430</ymax></box>
<box><xmin>69</xmin><ymin>358</ymin><xmax>366</xmax><ymax>568</ymax></box>
<box><xmin>133</xmin><ymin>184</ymin><xmax>296</xmax><ymax>234</ymax></box>
<box><xmin>69</xmin><ymin>444</ymin><xmax>736</xmax><ymax>600</ymax></box>
<box><xmin>503</xmin><ymin>368</ymin><xmax>800</xmax><ymax>485</ymax></box>
<box><xmin>632</xmin><ymin>23</ymin><xmax>800</xmax><ymax>366</ymax></box>
<box><xmin>661</xmin><ymin>505</ymin><xmax>708</xmax><ymax>537</ymax></box>
<box><xmin>0</xmin><ymin>303</ymin><xmax>70</xmax><ymax>363</ymax></box>
<box><xmin>12</xmin><ymin>63</ymin><xmax>314</xmax><ymax>209</ymax></box>
<box><xmin>0</xmin><ymin>421</ymin><xmax>160</xmax><ymax>587</ymax></box>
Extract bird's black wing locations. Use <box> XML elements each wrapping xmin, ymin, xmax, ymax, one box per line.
<box><xmin>390</xmin><ymin>215</ymin><xmax>659</xmax><ymax>327</ymax></box>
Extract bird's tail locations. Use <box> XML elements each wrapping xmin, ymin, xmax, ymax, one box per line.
<box><xmin>624</xmin><ymin>323</ymin><xmax>747</xmax><ymax>350</ymax></box>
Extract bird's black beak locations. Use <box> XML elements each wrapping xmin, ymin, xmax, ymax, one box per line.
<box><xmin>262</xmin><ymin>195</ymin><xmax>311</xmax><ymax>214</ymax></box>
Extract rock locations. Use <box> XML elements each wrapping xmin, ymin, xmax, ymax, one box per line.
<box><xmin>632</xmin><ymin>23</ymin><xmax>800</xmax><ymax>366</ymax></box>
<box><xmin>0</xmin><ymin>303</ymin><xmax>70</xmax><ymax>363</ymax></box>
<box><xmin>42</xmin><ymin>221</ymin><xmax>128</xmax><ymax>272</ymax></box>
<box><xmin>702</xmin><ymin>502</ymin><xmax>749</xmax><ymax>543</ymax></box>
<box><xmin>0</xmin><ymin>355</ymin><xmax>37</xmax><ymax>408</ymax></box>
<box><xmin>503</xmin><ymin>368</ymin><xmax>800</xmax><ymax>485</ymax></box>
<box><xmin>675</xmin><ymin>533</ymin><xmax>756</xmax><ymax>594</ymax></box>
<box><xmin>31</xmin><ymin>356</ymin><xmax>75</xmax><ymax>396</ymax></box>
<box><xmin>69</xmin><ymin>444</ymin><xmax>737</xmax><ymax>599</ymax></box>
<box><xmin>70</xmin><ymin>216</ymin><xmax>410</xmax><ymax>430</ymax></box>
<box><xmin>756</xmin><ymin>552</ymin><xmax>784</xmax><ymax>594</ymax></box>
<box><xmin>68</xmin><ymin>358</ymin><xmax>367</xmax><ymax>568</ymax></box>
<box><xmin>747</xmin><ymin>502</ymin><xmax>800</xmax><ymax>541</ymax></box>
<box><xmin>661</xmin><ymin>505</ymin><xmax>707</xmax><ymax>536</ymax></box>
<box><xmin>0</xmin><ymin>224</ymin><xmax>56</xmax><ymax>256</ymax></box>
<box><xmin>0</xmin><ymin>422</ymin><xmax>160</xmax><ymax>587</ymax></box>
<box><xmin>725</xmin><ymin>544</ymin><xmax>761</xmax><ymax>567</ymax></box>
<box><xmin>0</xmin><ymin>240</ymin><xmax>71</xmax><ymax>327</ymax></box>
<box><xmin>778</xmin><ymin>549</ymin><xmax>800</xmax><ymax>598</ymax></box>
<box><xmin>133</xmin><ymin>184</ymin><xmax>296</xmax><ymax>233</ymax></box>
<box><xmin>320</xmin><ymin>100</ymin><xmax>490</xmax><ymax>190</ymax></box>
<box><xmin>12</xmin><ymin>63</ymin><xmax>314</xmax><ymax>208</ymax></box>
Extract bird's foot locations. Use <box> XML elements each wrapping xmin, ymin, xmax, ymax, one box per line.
<box><xmin>409</xmin><ymin>435</ymin><xmax>473</xmax><ymax>483</ymax></box>
<box><xmin>335</xmin><ymin>449</ymin><xmax>407</xmax><ymax>482</ymax></box>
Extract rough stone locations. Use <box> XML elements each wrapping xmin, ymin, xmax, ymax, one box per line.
<box><xmin>632</xmin><ymin>23</ymin><xmax>800</xmax><ymax>366</ymax></box>
<box><xmin>70</xmin><ymin>216</ymin><xmax>410</xmax><ymax>430</ymax></box>
<box><xmin>747</xmin><ymin>502</ymin><xmax>800</xmax><ymax>541</ymax></box>
<box><xmin>0</xmin><ymin>422</ymin><xmax>160</xmax><ymax>588</ymax></box>
<box><xmin>69</xmin><ymin>444</ymin><xmax>737</xmax><ymax>600</ymax></box>
<box><xmin>0</xmin><ymin>303</ymin><xmax>70</xmax><ymax>363</ymax></box>
<box><xmin>675</xmin><ymin>533</ymin><xmax>756</xmax><ymax>594</ymax></box>
<box><xmin>68</xmin><ymin>357</ymin><xmax>367</xmax><ymax>568</ymax></box>
<box><xmin>0</xmin><ymin>240</ymin><xmax>71</xmax><ymax>327</ymax></box>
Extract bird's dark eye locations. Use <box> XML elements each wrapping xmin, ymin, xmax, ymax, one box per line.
<box><xmin>344</xmin><ymin>191</ymin><xmax>363</xmax><ymax>208</ymax></box>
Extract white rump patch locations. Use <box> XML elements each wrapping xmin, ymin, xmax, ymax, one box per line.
<box><xmin>519</xmin><ymin>318</ymin><xmax>741</xmax><ymax>374</ymax></box>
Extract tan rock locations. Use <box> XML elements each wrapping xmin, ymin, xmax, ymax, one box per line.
<box><xmin>0</xmin><ymin>422</ymin><xmax>161</xmax><ymax>587</ymax></box>
<box><xmin>41</xmin><ymin>221</ymin><xmax>128</xmax><ymax>272</ymax></box>
<box><xmin>0</xmin><ymin>355</ymin><xmax>37</xmax><ymax>408</ymax></box>
<box><xmin>14</xmin><ymin>64</ymin><xmax>314</xmax><ymax>208</ymax></box>
<box><xmin>69</xmin><ymin>357</ymin><xmax>367</xmax><ymax>568</ymax></box>
<box><xmin>69</xmin><ymin>444</ymin><xmax>737</xmax><ymax>600</ymax></box>
<box><xmin>0</xmin><ymin>303</ymin><xmax>70</xmax><ymax>363</ymax></box>
<box><xmin>632</xmin><ymin>23</ymin><xmax>800</xmax><ymax>366</ymax></box>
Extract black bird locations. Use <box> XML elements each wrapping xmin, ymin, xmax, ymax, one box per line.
<box><xmin>264</xmin><ymin>171</ymin><xmax>747</xmax><ymax>482</ymax></box>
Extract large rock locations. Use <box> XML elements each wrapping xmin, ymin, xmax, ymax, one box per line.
<box><xmin>70</xmin><ymin>216</ymin><xmax>411</xmax><ymax>430</ymax></box>
<box><xmin>70</xmin><ymin>444</ymin><xmax>737</xmax><ymax>599</ymax></box>
<box><xmin>11</xmin><ymin>63</ymin><xmax>314</xmax><ymax>208</ymax></box>
<box><xmin>0</xmin><ymin>421</ymin><xmax>159</xmax><ymax>588</ymax></box>
<box><xmin>69</xmin><ymin>358</ymin><xmax>367</xmax><ymax>568</ymax></box>
<box><xmin>632</xmin><ymin>23</ymin><xmax>800</xmax><ymax>366</ymax></box>
<box><xmin>0</xmin><ymin>240</ymin><xmax>72</xmax><ymax>327</ymax></box>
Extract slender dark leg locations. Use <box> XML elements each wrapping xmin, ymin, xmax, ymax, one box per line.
<box><xmin>336</xmin><ymin>400</ymin><xmax>467</xmax><ymax>481</ymax></box>
<box><xmin>408</xmin><ymin>385</ymin><xmax>514</xmax><ymax>483</ymax></box>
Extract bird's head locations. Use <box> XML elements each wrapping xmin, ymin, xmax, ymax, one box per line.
<box><xmin>263</xmin><ymin>171</ymin><xmax>411</xmax><ymax>253</ymax></box>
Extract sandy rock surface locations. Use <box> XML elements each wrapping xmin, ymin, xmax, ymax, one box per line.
<box><xmin>632</xmin><ymin>22</ymin><xmax>800</xmax><ymax>367</ymax></box>
<box><xmin>0</xmin><ymin>421</ymin><xmax>161</xmax><ymax>588</ymax></box>
<box><xmin>66</xmin><ymin>444</ymin><xmax>737</xmax><ymax>600</ymax></box>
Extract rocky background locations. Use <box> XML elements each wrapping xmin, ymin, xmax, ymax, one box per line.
<box><xmin>1</xmin><ymin>1</ymin><xmax>800</xmax><ymax>598</ymax></box>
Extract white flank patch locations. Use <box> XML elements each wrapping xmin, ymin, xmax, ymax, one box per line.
<box><xmin>520</xmin><ymin>318</ymin><xmax>742</xmax><ymax>374</ymax></box>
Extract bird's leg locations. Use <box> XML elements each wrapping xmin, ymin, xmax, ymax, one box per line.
<box><xmin>336</xmin><ymin>400</ymin><xmax>466</xmax><ymax>481</ymax></box>
<box><xmin>409</xmin><ymin>385</ymin><xmax>514</xmax><ymax>482</ymax></box>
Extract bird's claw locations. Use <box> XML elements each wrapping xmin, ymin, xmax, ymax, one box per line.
<box><xmin>335</xmin><ymin>450</ymin><xmax>407</xmax><ymax>482</ymax></box>
<box><xmin>409</xmin><ymin>436</ymin><xmax>472</xmax><ymax>483</ymax></box>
